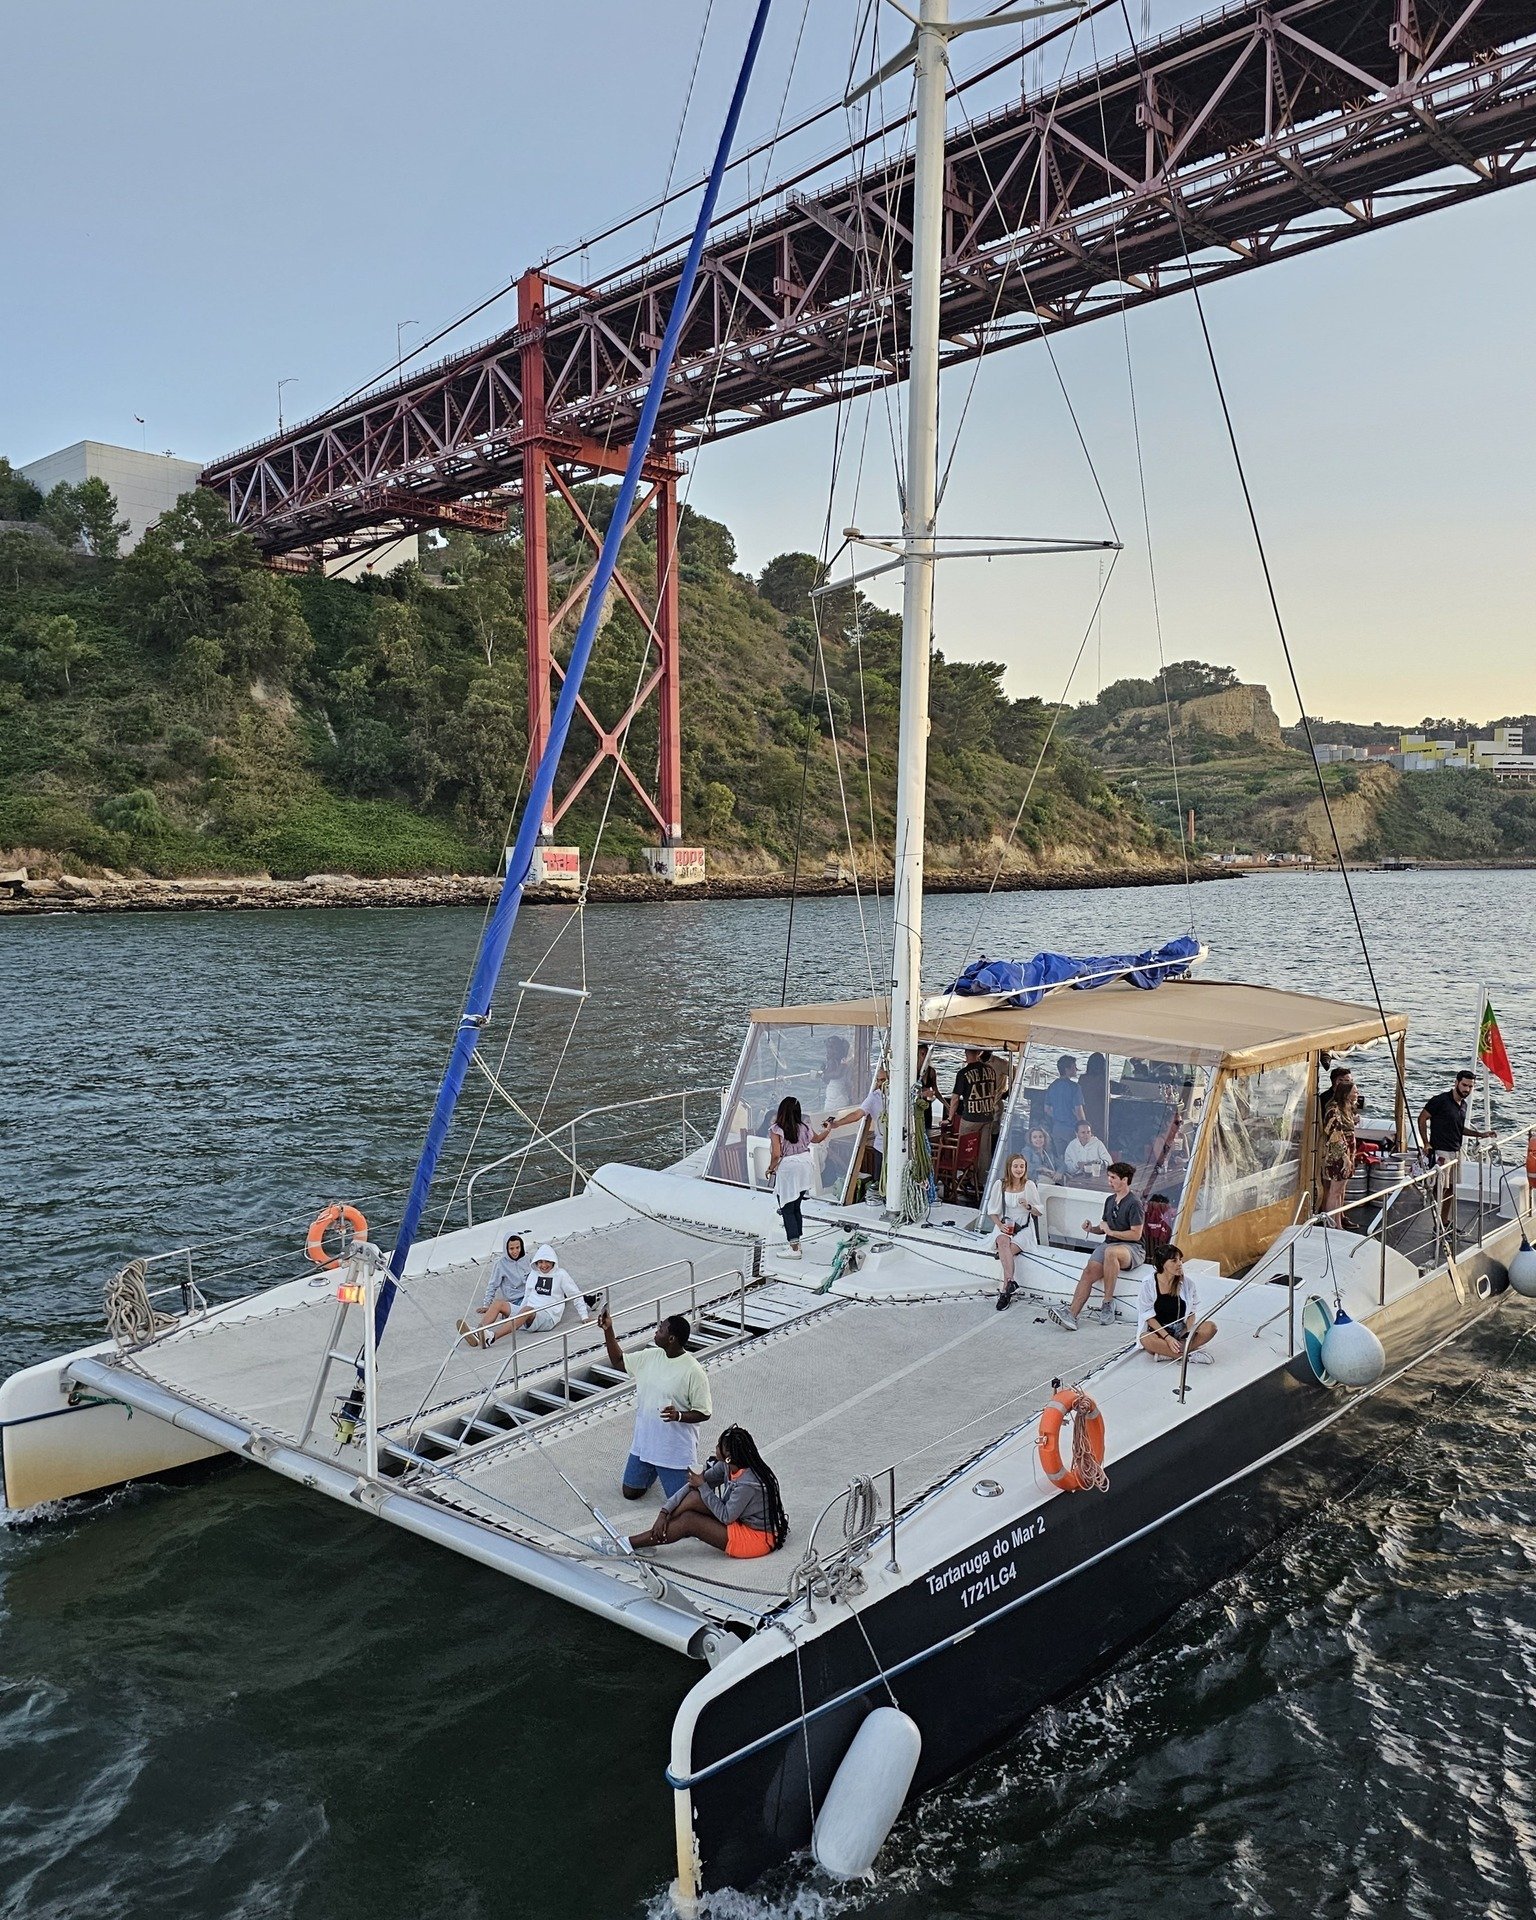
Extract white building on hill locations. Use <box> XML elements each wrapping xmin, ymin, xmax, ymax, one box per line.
<box><xmin>20</xmin><ymin>441</ymin><xmax>203</xmax><ymax>554</ymax></box>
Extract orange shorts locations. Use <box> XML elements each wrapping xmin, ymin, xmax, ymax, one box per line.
<box><xmin>726</xmin><ymin>1522</ymin><xmax>775</xmax><ymax>1559</ymax></box>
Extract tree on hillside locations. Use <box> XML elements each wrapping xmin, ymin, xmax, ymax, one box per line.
<box><xmin>678</xmin><ymin>505</ymin><xmax>736</xmax><ymax>576</ymax></box>
<box><xmin>1162</xmin><ymin>660</ymin><xmax>1239</xmax><ymax>703</ymax></box>
<box><xmin>0</xmin><ymin>457</ymin><xmax>43</xmax><ymax>522</ymax></box>
<box><xmin>118</xmin><ymin>489</ymin><xmax>312</xmax><ymax>681</ymax></box>
<box><xmin>38</xmin><ymin>478</ymin><xmax>130</xmax><ymax>558</ymax></box>
<box><xmin>77</xmin><ymin>479</ymin><xmax>130</xmax><ymax>559</ymax></box>
<box><xmin>758</xmin><ymin>552</ymin><xmax>825</xmax><ymax>614</ymax></box>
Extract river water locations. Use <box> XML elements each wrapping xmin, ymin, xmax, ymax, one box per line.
<box><xmin>3</xmin><ymin>871</ymin><xmax>1535</xmax><ymax>1919</ymax></box>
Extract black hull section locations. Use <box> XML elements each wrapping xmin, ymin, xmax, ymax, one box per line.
<box><xmin>688</xmin><ymin>1251</ymin><xmax>1520</xmax><ymax>1894</ymax></box>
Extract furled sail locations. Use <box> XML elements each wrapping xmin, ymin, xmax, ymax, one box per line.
<box><xmin>945</xmin><ymin>935</ymin><xmax>1203</xmax><ymax>1008</ymax></box>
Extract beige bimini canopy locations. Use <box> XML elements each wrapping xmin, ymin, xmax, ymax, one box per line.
<box><xmin>749</xmin><ymin>980</ymin><xmax>1405</xmax><ymax>1069</ymax></box>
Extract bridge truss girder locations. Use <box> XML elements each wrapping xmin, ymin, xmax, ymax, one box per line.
<box><xmin>203</xmin><ymin>0</ymin><xmax>1536</xmax><ymax>560</ymax></box>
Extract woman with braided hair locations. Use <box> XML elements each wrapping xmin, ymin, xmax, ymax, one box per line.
<box><xmin>627</xmin><ymin>1424</ymin><xmax>789</xmax><ymax>1559</ymax></box>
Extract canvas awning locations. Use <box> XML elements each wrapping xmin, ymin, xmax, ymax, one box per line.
<box><xmin>747</xmin><ymin>982</ymin><xmax>1405</xmax><ymax>1069</ymax></box>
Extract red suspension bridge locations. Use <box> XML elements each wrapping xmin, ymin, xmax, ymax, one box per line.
<box><xmin>202</xmin><ymin>0</ymin><xmax>1536</xmax><ymax>841</ymax></box>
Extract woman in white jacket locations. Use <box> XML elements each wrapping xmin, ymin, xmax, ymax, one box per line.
<box><xmin>460</xmin><ymin>1243</ymin><xmax>591</xmax><ymax>1347</ymax></box>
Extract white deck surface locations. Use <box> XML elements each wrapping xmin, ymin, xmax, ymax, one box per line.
<box><xmin>428</xmin><ymin>1292</ymin><xmax>1129</xmax><ymax>1600</ymax></box>
<box><xmin>126</xmin><ymin>1211</ymin><xmax>756</xmax><ymax>1439</ymax></box>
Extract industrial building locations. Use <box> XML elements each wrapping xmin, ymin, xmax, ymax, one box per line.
<box><xmin>19</xmin><ymin>441</ymin><xmax>203</xmax><ymax>554</ymax></box>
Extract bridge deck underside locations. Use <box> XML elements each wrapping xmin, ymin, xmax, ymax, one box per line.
<box><xmin>202</xmin><ymin>0</ymin><xmax>1536</xmax><ymax>553</ymax></box>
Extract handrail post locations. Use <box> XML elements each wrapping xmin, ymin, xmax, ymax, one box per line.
<box><xmin>1287</xmin><ymin>1241</ymin><xmax>1296</xmax><ymax>1356</ymax></box>
<box><xmin>1378</xmin><ymin>1194</ymin><xmax>1387</xmax><ymax>1306</ymax></box>
<box><xmin>363</xmin><ymin>1255</ymin><xmax>380</xmax><ymax>1480</ymax></box>
<box><xmin>1477</xmin><ymin>1150</ymin><xmax>1487</xmax><ymax>1246</ymax></box>
<box><xmin>886</xmin><ymin>1464</ymin><xmax>900</xmax><ymax>1572</ymax></box>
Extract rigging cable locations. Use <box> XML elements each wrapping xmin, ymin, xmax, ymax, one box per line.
<box><xmin>781</xmin><ymin>10</ymin><xmax>917</xmax><ymax>1006</ymax></box>
<box><xmin>1087</xmin><ymin>8</ymin><xmax>1196</xmax><ymax>930</ymax></box>
<box><xmin>1108</xmin><ymin>0</ymin><xmax>1413</xmax><ymax>1122</ymax></box>
<box><xmin>424</xmin><ymin>0</ymin><xmax>821</xmax><ymax>1360</ymax></box>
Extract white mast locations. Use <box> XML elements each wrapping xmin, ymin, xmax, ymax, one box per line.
<box><xmin>885</xmin><ymin>0</ymin><xmax>949</xmax><ymax>1218</ymax></box>
<box><xmin>877</xmin><ymin>0</ymin><xmax>1083</xmax><ymax>1214</ymax></box>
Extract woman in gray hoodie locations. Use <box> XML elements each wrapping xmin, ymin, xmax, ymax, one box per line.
<box><xmin>626</xmin><ymin>1425</ymin><xmax>788</xmax><ymax>1559</ymax></box>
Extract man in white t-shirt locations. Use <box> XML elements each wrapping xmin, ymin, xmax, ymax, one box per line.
<box><xmin>829</xmin><ymin>1067</ymin><xmax>888</xmax><ymax>1193</ymax></box>
<box><xmin>1063</xmin><ymin>1120</ymin><xmax>1113</xmax><ymax>1184</ymax></box>
<box><xmin>599</xmin><ymin>1307</ymin><xmax>713</xmax><ymax>1500</ymax></box>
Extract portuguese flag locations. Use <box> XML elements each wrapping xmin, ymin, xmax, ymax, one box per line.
<box><xmin>1478</xmin><ymin>999</ymin><xmax>1515</xmax><ymax>1090</ymax></box>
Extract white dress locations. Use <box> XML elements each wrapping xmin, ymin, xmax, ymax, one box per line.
<box><xmin>987</xmin><ymin>1179</ymin><xmax>1042</xmax><ymax>1244</ymax></box>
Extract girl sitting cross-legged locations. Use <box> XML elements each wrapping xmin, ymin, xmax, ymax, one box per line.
<box><xmin>627</xmin><ymin>1424</ymin><xmax>789</xmax><ymax>1559</ymax></box>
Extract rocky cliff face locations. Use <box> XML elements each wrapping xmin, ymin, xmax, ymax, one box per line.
<box><xmin>1295</xmin><ymin>762</ymin><xmax>1395</xmax><ymax>858</ymax></box>
<box><xmin>1177</xmin><ymin>683</ymin><xmax>1283</xmax><ymax>747</ymax></box>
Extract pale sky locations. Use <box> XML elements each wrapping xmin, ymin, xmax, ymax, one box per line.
<box><xmin>3</xmin><ymin>0</ymin><xmax>1533</xmax><ymax>725</ymax></box>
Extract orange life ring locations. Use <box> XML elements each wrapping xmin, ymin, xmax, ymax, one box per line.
<box><xmin>305</xmin><ymin>1203</ymin><xmax>368</xmax><ymax>1270</ymax></box>
<box><xmin>1037</xmin><ymin>1387</ymin><xmax>1105</xmax><ymax>1493</ymax></box>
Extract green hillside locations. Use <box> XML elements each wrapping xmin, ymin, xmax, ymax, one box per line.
<box><xmin>0</xmin><ymin>464</ymin><xmax>1175</xmax><ymax>881</ymax></box>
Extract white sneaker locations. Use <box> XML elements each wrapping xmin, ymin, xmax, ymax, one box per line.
<box><xmin>784</xmin><ymin>1245</ymin><xmax>803</xmax><ymax>1260</ymax></box>
<box><xmin>1047</xmin><ymin>1305</ymin><xmax>1079</xmax><ymax>1332</ymax></box>
<box><xmin>1190</xmin><ymin>1349</ymin><xmax>1214</xmax><ymax>1366</ymax></box>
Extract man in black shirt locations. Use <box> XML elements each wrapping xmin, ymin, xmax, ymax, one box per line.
<box><xmin>949</xmin><ymin>1048</ymin><xmax>1005</xmax><ymax>1169</ymax></box>
<box><xmin>1418</xmin><ymin>1070</ymin><xmax>1490</xmax><ymax>1228</ymax></box>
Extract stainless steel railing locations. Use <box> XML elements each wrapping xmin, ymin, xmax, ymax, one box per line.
<box><xmin>464</xmin><ymin>1085</ymin><xmax>725</xmax><ymax>1225</ymax></box>
<box><xmin>1179</xmin><ymin>1121</ymin><xmax>1534</xmax><ymax>1403</ymax></box>
<box><xmin>393</xmin><ymin>1254</ymin><xmax>754</xmax><ymax>1442</ymax></box>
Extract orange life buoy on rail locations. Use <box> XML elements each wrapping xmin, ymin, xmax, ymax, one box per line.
<box><xmin>305</xmin><ymin>1203</ymin><xmax>368</xmax><ymax>1270</ymax></box>
<box><xmin>1037</xmin><ymin>1387</ymin><xmax>1106</xmax><ymax>1493</ymax></box>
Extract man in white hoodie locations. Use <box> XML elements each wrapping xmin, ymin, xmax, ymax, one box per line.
<box><xmin>462</xmin><ymin>1243</ymin><xmax>590</xmax><ymax>1347</ymax></box>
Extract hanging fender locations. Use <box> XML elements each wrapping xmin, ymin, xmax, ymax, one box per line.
<box><xmin>811</xmin><ymin>1706</ymin><xmax>923</xmax><ymax>1881</ymax></box>
<box><xmin>305</xmin><ymin>1203</ymin><xmax>368</xmax><ymax>1270</ymax></box>
<box><xmin>1037</xmin><ymin>1387</ymin><xmax>1105</xmax><ymax>1492</ymax></box>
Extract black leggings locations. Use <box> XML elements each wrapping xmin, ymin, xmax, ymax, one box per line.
<box><xmin>779</xmin><ymin>1195</ymin><xmax>804</xmax><ymax>1242</ymax></box>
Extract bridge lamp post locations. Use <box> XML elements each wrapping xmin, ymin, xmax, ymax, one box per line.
<box><xmin>277</xmin><ymin>378</ymin><xmax>297</xmax><ymax>433</ymax></box>
<box><xmin>396</xmin><ymin>319</ymin><xmax>419</xmax><ymax>374</ymax></box>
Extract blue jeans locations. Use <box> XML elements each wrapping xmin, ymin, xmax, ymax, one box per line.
<box><xmin>779</xmin><ymin>1195</ymin><xmax>804</xmax><ymax>1243</ymax></box>
<box><xmin>622</xmin><ymin>1453</ymin><xmax>691</xmax><ymax>1498</ymax></box>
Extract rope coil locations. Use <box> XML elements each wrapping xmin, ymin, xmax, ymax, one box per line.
<box><xmin>104</xmin><ymin>1261</ymin><xmax>175</xmax><ymax>1350</ymax></box>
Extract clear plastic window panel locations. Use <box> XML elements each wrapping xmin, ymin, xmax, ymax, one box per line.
<box><xmin>1190</xmin><ymin>1059</ymin><xmax>1311</xmax><ymax>1232</ymax></box>
<box><xmin>707</xmin><ymin>1021</ymin><xmax>880</xmax><ymax>1197</ymax></box>
<box><xmin>981</xmin><ymin>1040</ymin><xmax>1210</xmax><ymax>1227</ymax></box>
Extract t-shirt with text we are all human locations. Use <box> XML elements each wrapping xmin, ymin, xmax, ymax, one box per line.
<box><xmin>624</xmin><ymin>1345</ymin><xmax>713</xmax><ymax>1469</ymax></box>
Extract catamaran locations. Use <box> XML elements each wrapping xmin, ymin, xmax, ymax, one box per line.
<box><xmin>5</xmin><ymin>0</ymin><xmax>1534</xmax><ymax>1907</ymax></box>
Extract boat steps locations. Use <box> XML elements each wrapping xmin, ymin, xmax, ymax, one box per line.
<box><xmin>388</xmin><ymin>1281</ymin><xmax>818</xmax><ymax>1475</ymax></box>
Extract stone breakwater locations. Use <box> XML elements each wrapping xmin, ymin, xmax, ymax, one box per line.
<box><xmin>0</xmin><ymin>863</ymin><xmax>1223</xmax><ymax>916</ymax></box>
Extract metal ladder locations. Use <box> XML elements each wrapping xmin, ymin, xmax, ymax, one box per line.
<box><xmin>298</xmin><ymin>1248</ymin><xmax>383</xmax><ymax>1476</ymax></box>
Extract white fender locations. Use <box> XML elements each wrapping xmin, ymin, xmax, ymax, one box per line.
<box><xmin>811</xmin><ymin>1705</ymin><xmax>922</xmax><ymax>1881</ymax></box>
<box><xmin>1508</xmin><ymin>1243</ymin><xmax>1536</xmax><ymax>1298</ymax></box>
<box><xmin>1320</xmin><ymin>1312</ymin><xmax>1386</xmax><ymax>1388</ymax></box>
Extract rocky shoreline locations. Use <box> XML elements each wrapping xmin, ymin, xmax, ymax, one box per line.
<box><xmin>0</xmin><ymin>862</ymin><xmax>1226</xmax><ymax>916</ymax></box>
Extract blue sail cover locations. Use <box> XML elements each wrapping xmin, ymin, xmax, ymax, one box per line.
<box><xmin>946</xmin><ymin>935</ymin><xmax>1202</xmax><ymax>1009</ymax></box>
